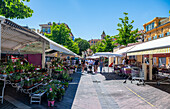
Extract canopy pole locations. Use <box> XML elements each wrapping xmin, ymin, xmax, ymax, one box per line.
<box><xmin>108</xmin><ymin>56</ymin><xmax>109</xmax><ymax>73</ymax></box>
<box><xmin>149</xmin><ymin>54</ymin><xmax>153</xmax><ymax>80</ymax></box>
<box><xmin>42</xmin><ymin>40</ymin><xmax>46</xmax><ymax>68</ymax></box>
<box><xmin>0</xmin><ymin>20</ymin><xmax>1</xmax><ymax>60</ymax></box>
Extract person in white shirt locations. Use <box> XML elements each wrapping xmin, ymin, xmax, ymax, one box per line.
<box><xmin>122</xmin><ymin>58</ymin><xmax>125</xmax><ymax>65</ymax></box>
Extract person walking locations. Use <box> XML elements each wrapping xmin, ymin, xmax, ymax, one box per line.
<box><xmin>94</xmin><ymin>59</ymin><xmax>99</xmax><ymax>73</ymax></box>
<box><xmin>99</xmin><ymin>59</ymin><xmax>104</xmax><ymax>73</ymax></box>
<box><xmin>82</xmin><ymin>59</ymin><xmax>85</xmax><ymax>72</ymax></box>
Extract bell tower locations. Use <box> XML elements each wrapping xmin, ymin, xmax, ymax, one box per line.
<box><xmin>101</xmin><ymin>31</ymin><xmax>106</xmax><ymax>39</ymax></box>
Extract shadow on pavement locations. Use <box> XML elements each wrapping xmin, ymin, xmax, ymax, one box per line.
<box><xmin>147</xmin><ymin>83</ymin><xmax>170</xmax><ymax>94</ymax></box>
<box><xmin>101</xmin><ymin>73</ymin><xmax>124</xmax><ymax>80</ymax></box>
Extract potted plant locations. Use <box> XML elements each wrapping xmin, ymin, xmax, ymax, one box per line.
<box><xmin>10</xmin><ymin>73</ymin><xmax>21</xmax><ymax>83</ymax></box>
<box><xmin>5</xmin><ymin>64</ymin><xmax>14</xmax><ymax>74</ymax></box>
<box><xmin>47</xmin><ymin>85</ymin><xmax>57</xmax><ymax>107</ymax></box>
<box><xmin>23</xmin><ymin>79</ymin><xmax>33</xmax><ymax>89</ymax></box>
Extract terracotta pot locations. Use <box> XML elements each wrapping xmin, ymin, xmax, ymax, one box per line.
<box><xmin>14</xmin><ymin>79</ymin><xmax>21</xmax><ymax>83</ymax></box>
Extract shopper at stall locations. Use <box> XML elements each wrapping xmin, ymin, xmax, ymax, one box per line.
<box><xmin>82</xmin><ymin>59</ymin><xmax>86</xmax><ymax>73</ymax></box>
<box><xmin>99</xmin><ymin>59</ymin><xmax>104</xmax><ymax>73</ymax></box>
<box><xmin>94</xmin><ymin>59</ymin><xmax>99</xmax><ymax>73</ymax></box>
<box><xmin>125</xmin><ymin>58</ymin><xmax>129</xmax><ymax>65</ymax></box>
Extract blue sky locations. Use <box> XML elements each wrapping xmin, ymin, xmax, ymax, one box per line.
<box><xmin>12</xmin><ymin>0</ymin><xmax>170</xmax><ymax>40</ymax></box>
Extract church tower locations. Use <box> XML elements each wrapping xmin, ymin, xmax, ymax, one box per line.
<box><xmin>101</xmin><ymin>31</ymin><xmax>106</xmax><ymax>39</ymax></box>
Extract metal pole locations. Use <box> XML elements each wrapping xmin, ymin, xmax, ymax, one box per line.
<box><xmin>42</xmin><ymin>40</ymin><xmax>46</xmax><ymax>68</ymax></box>
<box><xmin>0</xmin><ymin>20</ymin><xmax>1</xmax><ymax>60</ymax></box>
<box><xmin>108</xmin><ymin>56</ymin><xmax>109</xmax><ymax>73</ymax></box>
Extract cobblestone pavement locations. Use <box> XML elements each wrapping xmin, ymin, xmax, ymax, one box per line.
<box><xmin>72</xmin><ymin>69</ymin><xmax>170</xmax><ymax>109</ymax></box>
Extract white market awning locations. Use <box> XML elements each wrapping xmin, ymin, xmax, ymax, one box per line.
<box><xmin>0</xmin><ymin>17</ymin><xmax>41</xmax><ymax>53</ymax></box>
<box><xmin>114</xmin><ymin>45</ymin><xmax>135</xmax><ymax>55</ymax></box>
<box><xmin>127</xmin><ymin>36</ymin><xmax>170</xmax><ymax>56</ymax></box>
<box><xmin>86</xmin><ymin>56</ymin><xmax>100</xmax><ymax>59</ymax></box>
<box><xmin>36</xmin><ymin>32</ymin><xmax>77</xmax><ymax>56</ymax></box>
<box><xmin>93</xmin><ymin>52</ymin><xmax>122</xmax><ymax>57</ymax></box>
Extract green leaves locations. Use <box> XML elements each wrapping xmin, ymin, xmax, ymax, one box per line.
<box><xmin>115</xmin><ymin>12</ymin><xmax>139</xmax><ymax>46</ymax></box>
<box><xmin>90</xmin><ymin>35</ymin><xmax>116</xmax><ymax>53</ymax></box>
<box><xmin>0</xmin><ymin>0</ymin><xmax>33</xmax><ymax>19</ymax></box>
<box><xmin>45</xmin><ymin>23</ymin><xmax>79</xmax><ymax>54</ymax></box>
<box><xmin>75</xmin><ymin>38</ymin><xmax>90</xmax><ymax>55</ymax></box>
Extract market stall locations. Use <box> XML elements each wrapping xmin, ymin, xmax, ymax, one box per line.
<box><xmin>92</xmin><ymin>52</ymin><xmax>122</xmax><ymax>73</ymax></box>
<box><xmin>127</xmin><ymin>36</ymin><xmax>170</xmax><ymax>83</ymax></box>
<box><xmin>0</xmin><ymin>17</ymin><xmax>77</xmax><ymax>106</ymax></box>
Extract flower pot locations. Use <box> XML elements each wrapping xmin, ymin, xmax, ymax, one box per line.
<box><xmin>16</xmin><ymin>70</ymin><xmax>20</xmax><ymax>72</ymax></box>
<box><xmin>14</xmin><ymin>79</ymin><xmax>21</xmax><ymax>83</ymax></box>
<box><xmin>48</xmin><ymin>100</ymin><xmax>55</xmax><ymax>107</ymax></box>
<box><xmin>20</xmin><ymin>70</ymin><xmax>23</xmax><ymax>73</ymax></box>
<box><xmin>10</xmin><ymin>71</ymin><xmax>13</xmax><ymax>74</ymax></box>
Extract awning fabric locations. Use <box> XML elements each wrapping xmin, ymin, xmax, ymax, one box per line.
<box><xmin>37</xmin><ymin>32</ymin><xmax>77</xmax><ymax>56</ymax></box>
<box><xmin>0</xmin><ymin>17</ymin><xmax>77</xmax><ymax>56</ymax></box>
<box><xmin>127</xmin><ymin>36</ymin><xmax>170</xmax><ymax>56</ymax></box>
<box><xmin>114</xmin><ymin>45</ymin><xmax>135</xmax><ymax>55</ymax></box>
<box><xmin>0</xmin><ymin>17</ymin><xmax>40</xmax><ymax>53</ymax></box>
<box><xmin>127</xmin><ymin>47</ymin><xmax>170</xmax><ymax>56</ymax></box>
<box><xmin>93</xmin><ymin>52</ymin><xmax>122</xmax><ymax>57</ymax></box>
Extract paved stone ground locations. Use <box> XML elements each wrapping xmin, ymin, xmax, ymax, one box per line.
<box><xmin>0</xmin><ymin>72</ymin><xmax>81</xmax><ymax>109</ymax></box>
<box><xmin>72</xmin><ymin>67</ymin><xmax>170</xmax><ymax>109</ymax></box>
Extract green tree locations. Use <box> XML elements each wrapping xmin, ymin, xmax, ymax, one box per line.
<box><xmin>65</xmin><ymin>38</ymin><xmax>79</xmax><ymax>54</ymax></box>
<box><xmin>75</xmin><ymin>38</ymin><xmax>90</xmax><ymax>55</ymax></box>
<box><xmin>114</xmin><ymin>12</ymin><xmax>140</xmax><ymax>47</ymax></box>
<box><xmin>90</xmin><ymin>44</ymin><xmax>97</xmax><ymax>53</ymax></box>
<box><xmin>45</xmin><ymin>22</ymin><xmax>79</xmax><ymax>54</ymax></box>
<box><xmin>102</xmin><ymin>35</ymin><xmax>116</xmax><ymax>52</ymax></box>
<box><xmin>0</xmin><ymin>0</ymin><xmax>33</xmax><ymax>19</ymax></box>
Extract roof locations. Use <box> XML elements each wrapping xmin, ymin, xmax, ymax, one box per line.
<box><xmin>114</xmin><ymin>45</ymin><xmax>135</xmax><ymax>55</ymax></box>
<box><xmin>0</xmin><ymin>17</ymin><xmax>77</xmax><ymax>56</ymax></box>
<box><xmin>101</xmin><ymin>31</ymin><xmax>106</xmax><ymax>35</ymax></box>
<box><xmin>128</xmin><ymin>35</ymin><xmax>170</xmax><ymax>53</ymax></box>
<box><xmin>93</xmin><ymin>52</ymin><xmax>122</xmax><ymax>57</ymax></box>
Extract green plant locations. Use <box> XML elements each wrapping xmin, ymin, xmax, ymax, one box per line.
<box><xmin>46</xmin><ymin>84</ymin><xmax>57</xmax><ymax>101</ymax></box>
<box><xmin>5</xmin><ymin>64</ymin><xmax>14</xmax><ymax>74</ymax></box>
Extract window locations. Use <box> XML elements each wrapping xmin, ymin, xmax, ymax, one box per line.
<box><xmin>159</xmin><ymin>57</ymin><xmax>166</xmax><ymax>67</ymax></box>
<box><xmin>146</xmin><ymin>22</ymin><xmax>155</xmax><ymax>32</ymax></box>
<box><xmin>159</xmin><ymin>34</ymin><xmax>164</xmax><ymax>38</ymax></box>
<box><xmin>153</xmin><ymin>35</ymin><xmax>157</xmax><ymax>39</ymax></box>
<box><xmin>42</xmin><ymin>28</ymin><xmax>45</xmax><ymax>32</ymax></box>
<box><xmin>91</xmin><ymin>41</ymin><xmax>93</xmax><ymax>43</ymax></box>
<box><xmin>47</xmin><ymin>28</ymin><xmax>51</xmax><ymax>33</ymax></box>
<box><xmin>148</xmin><ymin>37</ymin><xmax>151</xmax><ymax>41</ymax></box>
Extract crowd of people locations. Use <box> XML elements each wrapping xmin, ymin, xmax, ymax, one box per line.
<box><xmin>80</xmin><ymin>58</ymin><xmax>105</xmax><ymax>74</ymax></box>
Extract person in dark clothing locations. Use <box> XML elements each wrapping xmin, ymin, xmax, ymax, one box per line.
<box><xmin>94</xmin><ymin>59</ymin><xmax>99</xmax><ymax>73</ymax></box>
<box><xmin>125</xmin><ymin>58</ymin><xmax>129</xmax><ymax>65</ymax></box>
<box><xmin>82</xmin><ymin>59</ymin><xmax>86</xmax><ymax>72</ymax></box>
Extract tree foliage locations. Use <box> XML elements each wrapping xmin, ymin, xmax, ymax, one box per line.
<box><xmin>75</xmin><ymin>38</ymin><xmax>90</xmax><ymax>55</ymax></box>
<box><xmin>90</xmin><ymin>35</ymin><xmax>116</xmax><ymax>53</ymax></box>
<box><xmin>45</xmin><ymin>22</ymin><xmax>79</xmax><ymax>54</ymax></box>
<box><xmin>114</xmin><ymin>12</ymin><xmax>140</xmax><ymax>46</ymax></box>
<box><xmin>0</xmin><ymin>0</ymin><xmax>33</xmax><ymax>19</ymax></box>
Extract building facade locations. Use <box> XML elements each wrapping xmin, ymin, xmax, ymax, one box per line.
<box><xmin>142</xmin><ymin>16</ymin><xmax>170</xmax><ymax>67</ymax></box>
<box><xmin>88</xmin><ymin>31</ymin><xmax>106</xmax><ymax>45</ymax></box>
<box><xmin>143</xmin><ymin>16</ymin><xmax>170</xmax><ymax>42</ymax></box>
<box><xmin>39</xmin><ymin>22</ymin><xmax>74</xmax><ymax>41</ymax></box>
